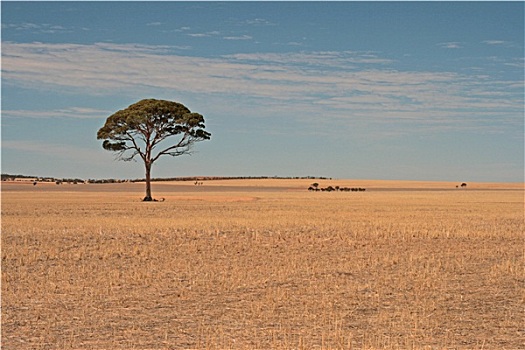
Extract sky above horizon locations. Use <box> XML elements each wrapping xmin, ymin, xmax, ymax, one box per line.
<box><xmin>2</xmin><ymin>1</ymin><xmax>524</xmax><ymax>182</ymax></box>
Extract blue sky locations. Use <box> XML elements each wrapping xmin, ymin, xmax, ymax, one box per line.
<box><xmin>2</xmin><ymin>1</ymin><xmax>523</xmax><ymax>182</ymax></box>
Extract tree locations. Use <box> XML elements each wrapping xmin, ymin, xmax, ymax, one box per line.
<box><xmin>97</xmin><ymin>99</ymin><xmax>211</xmax><ymax>201</ymax></box>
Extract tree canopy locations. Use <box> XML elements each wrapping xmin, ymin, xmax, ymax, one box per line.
<box><xmin>97</xmin><ymin>99</ymin><xmax>211</xmax><ymax>201</ymax></box>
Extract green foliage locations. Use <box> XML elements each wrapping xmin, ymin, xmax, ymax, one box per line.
<box><xmin>97</xmin><ymin>99</ymin><xmax>211</xmax><ymax>162</ymax></box>
<box><xmin>102</xmin><ymin>140</ymin><xmax>126</xmax><ymax>152</ymax></box>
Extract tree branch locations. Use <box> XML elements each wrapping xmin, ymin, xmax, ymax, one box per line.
<box><xmin>151</xmin><ymin>133</ymin><xmax>192</xmax><ymax>163</ymax></box>
<box><xmin>125</xmin><ymin>131</ymin><xmax>146</xmax><ymax>162</ymax></box>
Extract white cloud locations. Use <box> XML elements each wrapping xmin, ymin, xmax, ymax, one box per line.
<box><xmin>1</xmin><ymin>42</ymin><xmax>522</xmax><ymax>132</ymax></box>
<box><xmin>286</xmin><ymin>42</ymin><xmax>304</xmax><ymax>47</ymax></box>
<box><xmin>438</xmin><ymin>42</ymin><xmax>462</xmax><ymax>49</ymax></box>
<box><xmin>244</xmin><ymin>18</ymin><xmax>275</xmax><ymax>26</ymax></box>
<box><xmin>2</xmin><ymin>107</ymin><xmax>111</xmax><ymax>119</ymax></box>
<box><xmin>187</xmin><ymin>31</ymin><xmax>220</xmax><ymax>38</ymax></box>
<box><xmin>483</xmin><ymin>40</ymin><xmax>507</xmax><ymax>45</ymax></box>
<box><xmin>504</xmin><ymin>57</ymin><xmax>525</xmax><ymax>68</ymax></box>
<box><xmin>223</xmin><ymin>35</ymin><xmax>252</xmax><ymax>41</ymax></box>
<box><xmin>482</xmin><ymin>40</ymin><xmax>519</xmax><ymax>49</ymax></box>
<box><xmin>2</xmin><ymin>22</ymin><xmax>71</xmax><ymax>34</ymax></box>
<box><xmin>225</xmin><ymin>51</ymin><xmax>393</xmax><ymax>67</ymax></box>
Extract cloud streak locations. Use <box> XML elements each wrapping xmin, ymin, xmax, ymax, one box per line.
<box><xmin>2</xmin><ymin>107</ymin><xmax>111</xmax><ymax>119</ymax></box>
<box><xmin>223</xmin><ymin>35</ymin><xmax>253</xmax><ymax>41</ymax></box>
<box><xmin>1</xmin><ymin>41</ymin><xmax>522</xmax><ymax>132</ymax></box>
<box><xmin>483</xmin><ymin>40</ymin><xmax>507</xmax><ymax>45</ymax></box>
<box><xmin>2</xmin><ymin>22</ymin><xmax>71</xmax><ymax>34</ymax></box>
<box><xmin>438</xmin><ymin>42</ymin><xmax>463</xmax><ymax>49</ymax></box>
<box><xmin>187</xmin><ymin>31</ymin><xmax>220</xmax><ymax>38</ymax></box>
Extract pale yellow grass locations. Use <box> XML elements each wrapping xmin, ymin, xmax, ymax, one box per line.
<box><xmin>2</xmin><ymin>181</ymin><xmax>523</xmax><ymax>349</ymax></box>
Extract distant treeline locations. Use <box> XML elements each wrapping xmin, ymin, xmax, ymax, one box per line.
<box><xmin>2</xmin><ymin>174</ymin><xmax>331</xmax><ymax>184</ymax></box>
<box><xmin>2</xmin><ymin>174</ymin><xmax>40</xmax><ymax>180</ymax></box>
<box><xmin>129</xmin><ymin>176</ymin><xmax>331</xmax><ymax>183</ymax></box>
<box><xmin>2</xmin><ymin>174</ymin><xmax>86</xmax><ymax>184</ymax></box>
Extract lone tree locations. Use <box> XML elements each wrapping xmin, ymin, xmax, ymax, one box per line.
<box><xmin>97</xmin><ymin>99</ymin><xmax>211</xmax><ymax>201</ymax></box>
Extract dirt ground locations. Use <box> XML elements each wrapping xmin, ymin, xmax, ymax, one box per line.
<box><xmin>2</xmin><ymin>180</ymin><xmax>523</xmax><ymax>349</ymax></box>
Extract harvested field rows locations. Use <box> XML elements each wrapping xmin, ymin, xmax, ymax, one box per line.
<box><xmin>2</xmin><ymin>181</ymin><xmax>523</xmax><ymax>349</ymax></box>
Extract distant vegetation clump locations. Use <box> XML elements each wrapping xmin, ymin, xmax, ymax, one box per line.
<box><xmin>307</xmin><ymin>183</ymin><xmax>366</xmax><ymax>192</ymax></box>
<box><xmin>86</xmin><ymin>179</ymin><xmax>127</xmax><ymax>184</ymax></box>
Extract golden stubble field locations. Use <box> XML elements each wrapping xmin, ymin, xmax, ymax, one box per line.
<box><xmin>2</xmin><ymin>179</ymin><xmax>524</xmax><ymax>349</ymax></box>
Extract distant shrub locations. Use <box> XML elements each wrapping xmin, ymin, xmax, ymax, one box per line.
<box><xmin>307</xmin><ymin>185</ymin><xmax>366</xmax><ymax>193</ymax></box>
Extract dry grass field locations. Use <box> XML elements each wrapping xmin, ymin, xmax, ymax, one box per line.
<box><xmin>2</xmin><ymin>179</ymin><xmax>523</xmax><ymax>349</ymax></box>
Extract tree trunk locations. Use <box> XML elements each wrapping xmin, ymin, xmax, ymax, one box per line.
<box><xmin>143</xmin><ymin>161</ymin><xmax>153</xmax><ymax>201</ymax></box>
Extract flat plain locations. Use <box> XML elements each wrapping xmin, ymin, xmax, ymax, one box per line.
<box><xmin>2</xmin><ymin>179</ymin><xmax>523</xmax><ymax>349</ymax></box>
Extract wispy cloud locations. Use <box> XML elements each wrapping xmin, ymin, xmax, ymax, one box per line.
<box><xmin>504</xmin><ymin>57</ymin><xmax>525</xmax><ymax>68</ymax></box>
<box><xmin>483</xmin><ymin>40</ymin><xmax>507</xmax><ymax>45</ymax></box>
<box><xmin>1</xmin><ymin>42</ymin><xmax>522</xmax><ymax>133</ymax></box>
<box><xmin>438</xmin><ymin>42</ymin><xmax>463</xmax><ymax>49</ymax></box>
<box><xmin>2</xmin><ymin>107</ymin><xmax>111</xmax><ymax>119</ymax></box>
<box><xmin>244</xmin><ymin>18</ymin><xmax>275</xmax><ymax>26</ymax></box>
<box><xmin>226</xmin><ymin>51</ymin><xmax>394</xmax><ymax>67</ymax></box>
<box><xmin>223</xmin><ymin>35</ymin><xmax>252</xmax><ymax>41</ymax></box>
<box><xmin>187</xmin><ymin>31</ymin><xmax>220</xmax><ymax>38</ymax></box>
<box><xmin>482</xmin><ymin>40</ymin><xmax>520</xmax><ymax>49</ymax></box>
<box><xmin>2</xmin><ymin>22</ymin><xmax>71</xmax><ymax>34</ymax></box>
